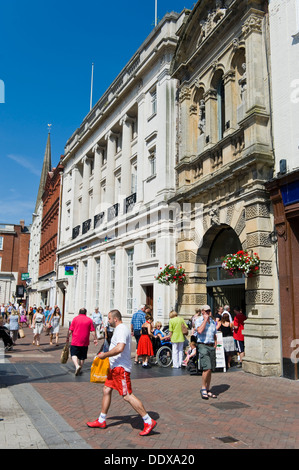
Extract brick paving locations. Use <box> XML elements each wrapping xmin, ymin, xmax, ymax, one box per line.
<box><xmin>1</xmin><ymin>325</ymin><xmax>299</xmax><ymax>450</ymax></box>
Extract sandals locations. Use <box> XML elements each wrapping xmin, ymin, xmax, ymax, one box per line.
<box><xmin>200</xmin><ymin>388</ymin><xmax>217</xmax><ymax>399</ymax></box>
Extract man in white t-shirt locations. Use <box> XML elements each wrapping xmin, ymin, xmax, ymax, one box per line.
<box><xmin>223</xmin><ymin>305</ymin><xmax>233</xmax><ymax>323</ymax></box>
<box><xmin>87</xmin><ymin>309</ymin><xmax>157</xmax><ymax>436</ymax></box>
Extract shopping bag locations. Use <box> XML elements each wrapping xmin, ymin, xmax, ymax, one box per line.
<box><xmin>90</xmin><ymin>356</ymin><xmax>110</xmax><ymax>383</ymax></box>
<box><xmin>60</xmin><ymin>341</ymin><xmax>70</xmax><ymax>364</ymax></box>
<box><xmin>96</xmin><ymin>323</ymin><xmax>105</xmax><ymax>340</ymax></box>
<box><xmin>60</xmin><ymin>331</ymin><xmax>70</xmax><ymax>364</ymax></box>
<box><xmin>19</xmin><ymin>328</ymin><xmax>25</xmax><ymax>338</ymax></box>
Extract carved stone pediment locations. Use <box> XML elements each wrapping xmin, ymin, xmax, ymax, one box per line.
<box><xmin>171</xmin><ymin>1</ymin><xmax>227</xmax><ymax>77</ymax></box>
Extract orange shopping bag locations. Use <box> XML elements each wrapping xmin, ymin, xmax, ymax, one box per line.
<box><xmin>90</xmin><ymin>356</ymin><xmax>110</xmax><ymax>383</ymax></box>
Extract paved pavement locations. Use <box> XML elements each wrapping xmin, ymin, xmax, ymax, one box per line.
<box><xmin>1</xmin><ymin>325</ymin><xmax>299</xmax><ymax>452</ymax></box>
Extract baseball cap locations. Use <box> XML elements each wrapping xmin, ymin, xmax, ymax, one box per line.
<box><xmin>202</xmin><ymin>304</ymin><xmax>211</xmax><ymax>311</ymax></box>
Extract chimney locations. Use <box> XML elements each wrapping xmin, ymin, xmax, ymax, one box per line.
<box><xmin>20</xmin><ymin>220</ymin><xmax>25</xmax><ymax>230</ymax></box>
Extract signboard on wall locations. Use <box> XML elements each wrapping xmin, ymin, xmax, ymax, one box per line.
<box><xmin>65</xmin><ymin>266</ymin><xmax>74</xmax><ymax>276</ymax></box>
<box><xmin>16</xmin><ymin>285</ymin><xmax>25</xmax><ymax>298</ymax></box>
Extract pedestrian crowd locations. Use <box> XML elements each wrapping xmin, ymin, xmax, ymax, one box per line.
<box><xmin>0</xmin><ymin>300</ymin><xmax>246</xmax><ymax>437</ymax></box>
<box><xmin>0</xmin><ymin>302</ymin><xmax>64</xmax><ymax>350</ymax></box>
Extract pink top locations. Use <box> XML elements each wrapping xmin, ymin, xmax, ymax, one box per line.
<box><xmin>69</xmin><ymin>314</ymin><xmax>95</xmax><ymax>347</ymax></box>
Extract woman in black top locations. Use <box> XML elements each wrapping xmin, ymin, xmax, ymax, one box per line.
<box><xmin>217</xmin><ymin>313</ymin><xmax>235</xmax><ymax>369</ymax></box>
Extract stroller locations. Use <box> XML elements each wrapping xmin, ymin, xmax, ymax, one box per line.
<box><xmin>0</xmin><ymin>325</ymin><xmax>13</xmax><ymax>351</ymax></box>
<box><xmin>151</xmin><ymin>325</ymin><xmax>173</xmax><ymax>368</ymax></box>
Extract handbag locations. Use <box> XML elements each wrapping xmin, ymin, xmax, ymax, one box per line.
<box><xmin>181</xmin><ymin>321</ymin><xmax>188</xmax><ymax>336</ymax></box>
<box><xmin>60</xmin><ymin>331</ymin><xmax>70</xmax><ymax>364</ymax></box>
<box><xmin>19</xmin><ymin>328</ymin><xmax>25</xmax><ymax>338</ymax></box>
<box><xmin>90</xmin><ymin>356</ymin><xmax>110</xmax><ymax>383</ymax></box>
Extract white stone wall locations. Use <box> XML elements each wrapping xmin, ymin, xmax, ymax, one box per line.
<box><xmin>27</xmin><ymin>202</ymin><xmax>43</xmax><ymax>307</ymax></box>
<box><xmin>269</xmin><ymin>0</ymin><xmax>299</xmax><ymax>174</ymax></box>
<box><xmin>57</xmin><ymin>12</ymin><xmax>186</xmax><ymax>327</ymax></box>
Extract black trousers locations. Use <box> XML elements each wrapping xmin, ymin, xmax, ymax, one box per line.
<box><xmin>0</xmin><ymin>327</ymin><xmax>13</xmax><ymax>347</ymax></box>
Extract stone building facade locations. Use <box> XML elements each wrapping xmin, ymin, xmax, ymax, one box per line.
<box><xmin>27</xmin><ymin>131</ymin><xmax>52</xmax><ymax>308</ymax></box>
<box><xmin>170</xmin><ymin>0</ymin><xmax>281</xmax><ymax>376</ymax></box>
<box><xmin>0</xmin><ymin>220</ymin><xmax>30</xmax><ymax>305</ymax></box>
<box><xmin>38</xmin><ymin>160</ymin><xmax>64</xmax><ymax>312</ymax></box>
<box><xmin>56</xmin><ymin>11</ymin><xmax>187</xmax><ymax>326</ymax></box>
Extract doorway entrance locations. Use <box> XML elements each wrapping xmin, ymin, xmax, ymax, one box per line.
<box><xmin>142</xmin><ymin>284</ymin><xmax>153</xmax><ymax>308</ymax></box>
<box><xmin>206</xmin><ymin>227</ymin><xmax>245</xmax><ymax>314</ymax></box>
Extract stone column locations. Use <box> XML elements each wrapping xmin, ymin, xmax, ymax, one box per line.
<box><xmin>81</xmin><ymin>156</ymin><xmax>91</xmax><ymax>223</ymax></box>
<box><xmin>242</xmin><ymin>199</ymin><xmax>281</xmax><ymax>377</ymax></box>
<box><xmin>223</xmin><ymin>70</ymin><xmax>236</xmax><ymax>133</ymax></box>
<box><xmin>203</xmin><ymin>88</ymin><xmax>218</xmax><ymax>146</ymax></box>
<box><xmin>136</xmin><ymin>93</ymin><xmax>145</xmax><ymax>203</ymax></box>
<box><xmin>105</xmin><ymin>130</ymin><xmax>118</xmax><ymax>206</ymax></box>
<box><xmin>242</xmin><ymin>9</ymin><xmax>266</xmax><ymax>113</ymax></box>
<box><xmin>179</xmin><ymin>86</ymin><xmax>192</xmax><ymax>160</ymax></box>
<box><xmin>120</xmin><ymin>114</ymin><xmax>133</xmax><ymax>198</ymax></box>
<box><xmin>92</xmin><ymin>144</ymin><xmax>104</xmax><ymax>216</ymax></box>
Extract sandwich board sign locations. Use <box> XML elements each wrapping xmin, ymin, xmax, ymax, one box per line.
<box><xmin>216</xmin><ymin>332</ymin><xmax>226</xmax><ymax>372</ymax></box>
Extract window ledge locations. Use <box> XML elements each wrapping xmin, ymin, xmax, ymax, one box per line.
<box><xmin>147</xmin><ymin>112</ymin><xmax>157</xmax><ymax>122</ymax></box>
<box><xmin>146</xmin><ymin>174</ymin><xmax>156</xmax><ymax>183</ymax></box>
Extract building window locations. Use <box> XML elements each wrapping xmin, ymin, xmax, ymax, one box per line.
<box><xmin>115</xmin><ymin>174</ymin><xmax>121</xmax><ymax>204</ymax></box>
<box><xmin>95</xmin><ymin>258</ymin><xmax>101</xmax><ymax>309</ymax></box>
<box><xmin>131</xmin><ymin>160</ymin><xmax>137</xmax><ymax>194</ymax></box>
<box><xmin>102</xmin><ymin>149</ymin><xmax>107</xmax><ymax>166</ymax></box>
<box><xmin>0</xmin><ymin>237</ymin><xmax>3</xmax><ymax>250</ymax></box>
<box><xmin>148</xmin><ymin>241</ymin><xmax>156</xmax><ymax>258</ymax></box>
<box><xmin>150</xmin><ymin>88</ymin><xmax>157</xmax><ymax>116</ymax></box>
<box><xmin>127</xmin><ymin>249</ymin><xmax>134</xmax><ymax>316</ymax></box>
<box><xmin>101</xmin><ymin>181</ymin><xmax>106</xmax><ymax>204</ymax></box>
<box><xmin>149</xmin><ymin>148</ymin><xmax>156</xmax><ymax>177</ymax></box>
<box><xmin>110</xmin><ymin>253</ymin><xmax>116</xmax><ymax>310</ymax></box>
<box><xmin>66</xmin><ymin>207</ymin><xmax>70</xmax><ymax>228</ymax></box>
<box><xmin>0</xmin><ymin>257</ymin><xmax>2</xmax><ymax>271</ymax></box>
<box><xmin>217</xmin><ymin>77</ymin><xmax>225</xmax><ymax>140</ymax></box>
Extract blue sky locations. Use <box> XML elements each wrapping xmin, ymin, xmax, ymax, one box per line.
<box><xmin>0</xmin><ymin>0</ymin><xmax>195</xmax><ymax>226</ymax></box>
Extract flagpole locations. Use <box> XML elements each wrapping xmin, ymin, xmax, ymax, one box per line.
<box><xmin>155</xmin><ymin>0</ymin><xmax>157</xmax><ymax>26</ymax></box>
<box><xmin>90</xmin><ymin>62</ymin><xmax>94</xmax><ymax>111</ymax></box>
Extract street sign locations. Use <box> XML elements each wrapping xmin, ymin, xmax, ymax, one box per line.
<box><xmin>65</xmin><ymin>265</ymin><xmax>74</xmax><ymax>276</ymax></box>
<box><xmin>21</xmin><ymin>273</ymin><xmax>30</xmax><ymax>280</ymax></box>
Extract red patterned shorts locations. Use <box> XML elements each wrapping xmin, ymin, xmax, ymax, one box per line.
<box><xmin>104</xmin><ymin>367</ymin><xmax>132</xmax><ymax>396</ymax></box>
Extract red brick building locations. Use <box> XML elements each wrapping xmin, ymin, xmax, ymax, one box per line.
<box><xmin>39</xmin><ymin>161</ymin><xmax>64</xmax><ymax>282</ymax></box>
<box><xmin>0</xmin><ymin>220</ymin><xmax>30</xmax><ymax>304</ymax></box>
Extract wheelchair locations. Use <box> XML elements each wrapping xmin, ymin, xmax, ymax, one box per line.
<box><xmin>151</xmin><ymin>327</ymin><xmax>173</xmax><ymax>368</ymax></box>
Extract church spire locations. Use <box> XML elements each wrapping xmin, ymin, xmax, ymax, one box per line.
<box><xmin>34</xmin><ymin>125</ymin><xmax>52</xmax><ymax>213</ymax></box>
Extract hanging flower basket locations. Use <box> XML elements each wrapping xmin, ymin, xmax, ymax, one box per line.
<box><xmin>155</xmin><ymin>264</ymin><xmax>186</xmax><ymax>285</ymax></box>
<box><xmin>221</xmin><ymin>250</ymin><xmax>260</xmax><ymax>278</ymax></box>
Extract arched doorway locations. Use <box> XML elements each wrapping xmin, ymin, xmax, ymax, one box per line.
<box><xmin>206</xmin><ymin>227</ymin><xmax>245</xmax><ymax>314</ymax></box>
